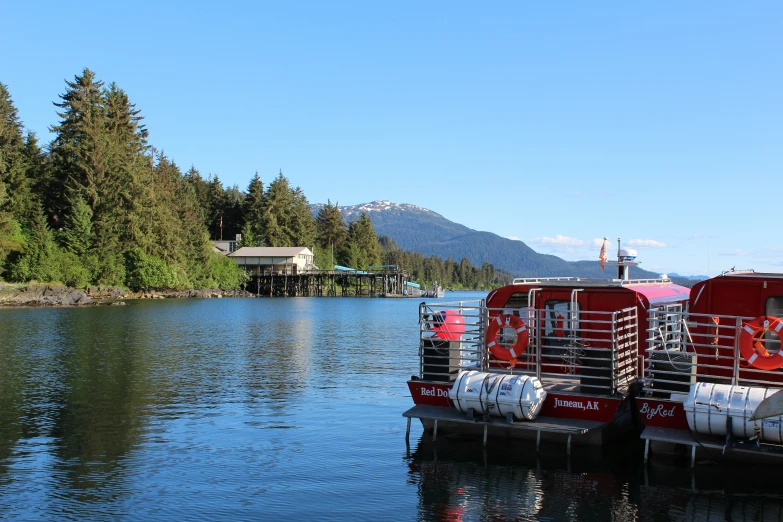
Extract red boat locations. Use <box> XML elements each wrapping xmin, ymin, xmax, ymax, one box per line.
<box><xmin>637</xmin><ymin>269</ymin><xmax>783</xmax><ymax>465</ymax></box>
<box><xmin>404</xmin><ymin>243</ymin><xmax>691</xmax><ymax>451</ymax></box>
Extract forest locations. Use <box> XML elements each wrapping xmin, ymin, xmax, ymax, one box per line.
<box><xmin>0</xmin><ymin>69</ymin><xmax>509</xmax><ymax>291</ymax></box>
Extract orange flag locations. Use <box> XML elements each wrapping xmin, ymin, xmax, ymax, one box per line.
<box><xmin>599</xmin><ymin>238</ymin><xmax>608</xmax><ymax>272</ymax></box>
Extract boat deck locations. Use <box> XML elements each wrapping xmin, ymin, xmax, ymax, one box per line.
<box><xmin>481</xmin><ymin>371</ymin><xmax>625</xmax><ymax>393</ymax></box>
<box><xmin>641</xmin><ymin>426</ymin><xmax>783</xmax><ymax>466</ymax></box>
<box><xmin>403</xmin><ymin>404</ymin><xmax>605</xmax><ymax>453</ymax></box>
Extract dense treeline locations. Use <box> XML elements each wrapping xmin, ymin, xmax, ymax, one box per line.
<box><xmin>0</xmin><ymin>69</ymin><xmax>507</xmax><ymax>291</ymax></box>
<box><xmin>379</xmin><ymin>236</ymin><xmax>513</xmax><ymax>289</ymax></box>
<box><xmin>0</xmin><ymin>70</ymin><xmax>244</xmax><ymax>290</ymax></box>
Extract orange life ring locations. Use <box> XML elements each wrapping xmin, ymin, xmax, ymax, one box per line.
<box><xmin>486</xmin><ymin>314</ymin><xmax>529</xmax><ymax>361</ymax></box>
<box><xmin>739</xmin><ymin>316</ymin><xmax>783</xmax><ymax>370</ymax></box>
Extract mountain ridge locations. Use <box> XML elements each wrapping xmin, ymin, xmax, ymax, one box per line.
<box><xmin>313</xmin><ymin>200</ymin><xmax>695</xmax><ymax>284</ymax></box>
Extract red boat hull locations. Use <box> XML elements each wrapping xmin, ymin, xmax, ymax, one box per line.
<box><xmin>634</xmin><ymin>398</ymin><xmax>688</xmax><ymax>430</ymax></box>
<box><xmin>407</xmin><ymin>380</ymin><xmax>623</xmax><ymax>423</ymax></box>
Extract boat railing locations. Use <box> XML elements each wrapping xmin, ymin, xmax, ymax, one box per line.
<box><xmin>615</xmin><ymin>277</ymin><xmax>671</xmax><ymax>285</ymax></box>
<box><xmin>418</xmin><ymin>300</ymin><xmax>486</xmax><ymax>382</ymax></box>
<box><xmin>643</xmin><ymin>308</ymin><xmax>783</xmax><ymax>397</ymax></box>
<box><xmin>519</xmin><ymin>306</ymin><xmax>638</xmax><ymax>395</ymax></box>
<box><xmin>512</xmin><ymin>277</ymin><xmax>578</xmax><ymax>284</ymax></box>
<box><xmin>720</xmin><ymin>268</ymin><xmax>755</xmax><ymax>276</ymax></box>
<box><xmin>417</xmin><ymin>301</ymin><xmax>638</xmax><ymax>395</ymax></box>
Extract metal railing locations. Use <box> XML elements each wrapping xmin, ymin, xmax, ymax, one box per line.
<box><xmin>418</xmin><ymin>300</ymin><xmax>485</xmax><ymax>382</ymax></box>
<box><xmin>643</xmin><ymin>308</ymin><xmax>783</xmax><ymax>397</ymax></box>
<box><xmin>417</xmin><ymin>302</ymin><xmax>639</xmax><ymax>396</ymax></box>
<box><xmin>616</xmin><ymin>277</ymin><xmax>671</xmax><ymax>285</ymax></box>
<box><xmin>512</xmin><ymin>277</ymin><xmax>579</xmax><ymax>284</ymax></box>
<box><xmin>522</xmin><ymin>306</ymin><xmax>638</xmax><ymax>395</ymax></box>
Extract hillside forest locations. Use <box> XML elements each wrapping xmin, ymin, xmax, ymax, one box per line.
<box><xmin>0</xmin><ymin>69</ymin><xmax>509</xmax><ymax>292</ymax></box>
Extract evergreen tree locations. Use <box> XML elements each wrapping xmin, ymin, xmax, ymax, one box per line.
<box><xmin>261</xmin><ymin>172</ymin><xmax>294</xmax><ymax>246</ymax></box>
<box><xmin>59</xmin><ymin>195</ymin><xmax>94</xmax><ymax>259</ymax></box>
<box><xmin>238</xmin><ymin>221</ymin><xmax>257</xmax><ymax>247</ymax></box>
<box><xmin>102</xmin><ymin>82</ymin><xmax>150</xmax><ymax>251</ymax></box>
<box><xmin>6</xmin><ymin>207</ymin><xmax>62</xmax><ymax>283</ymax></box>
<box><xmin>0</xmin><ymin>179</ymin><xmax>23</xmax><ymax>275</ymax></box>
<box><xmin>175</xmin><ymin>170</ymin><xmax>214</xmax><ymax>288</ymax></box>
<box><xmin>184</xmin><ymin>166</ymin><xmax>209</xmax><ymax>224</ymax></box>
<box><xmin>222</xmin><ymin>183</ymin><xmax>244</xmax><ymax>241</ymax></box>
<box><xmin>243</xmin><ymin>173</ymin><xmax>265</xmax><ymax>236</ymax></box>
<box><xmin>315</xmin><ymin>200</ymin><xmax>348</xmax><ymax>269</ymax></box>
<box><xmin>49</xmin><ymin>68</ymin><xmax>108</xmax><ymax>217</ymax></box>
<box><xmin>0</xmin><ymin>83</ymin><xmax>26</xmax><ymax>272</ymax></box>
<box><xmin>0</xmin><ymin>83</ymin><xmax>26</xmax><ymax>203</ymax></box>
<box><xmin>345</xmin><ymin>212</ymin><xmax>380</xmax><ymax>269</ymax></box>
<box><xmin>204</xmin><ymin>174</ymin><xmax>227</xmax><ymax>241</ymax></box>
<box><xmin>289</xmin><ymin>186</ymin><xmax>316</xmax><ymax>248</ymax></box>
<box><xmin>14</xmin><ymin>132</ymin><xmax>48</xmax><ymax>228</ymax></box>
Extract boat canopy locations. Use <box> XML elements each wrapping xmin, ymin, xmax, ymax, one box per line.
<box><xmin>623</xmin><ymin>282</ymin><xmax>690</xmax><ymax>306</ymax></box>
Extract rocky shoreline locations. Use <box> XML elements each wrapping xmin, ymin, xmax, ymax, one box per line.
<box><xmin>0</xmin><ymin>283</ymin><xmax>254</xmax><ymax>307</ymax></box>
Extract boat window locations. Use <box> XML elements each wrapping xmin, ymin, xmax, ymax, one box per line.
<box><xmin>503</xmin><ymin>292</ymin><xmax>529</xmax><ymax>311</ymax></box>
<box><xmin>544</xmin><ymin>300</ymin><xmax>580</xmax><ymax>338</ymax></box>
<box><xmin>763</xmin><ymin>297</ymin><xmax>783</xmax><ymax>353</ymax></box>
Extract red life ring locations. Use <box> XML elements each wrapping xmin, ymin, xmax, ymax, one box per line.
<box><xmin>739</xmin><ymin>316</ymin><xmax>783</xmax><ymax>370</ymax></box>
<box><xmin>486</xmin><ymin>314</ymin><xmax>529</xmax><ymax>361</ymax></box>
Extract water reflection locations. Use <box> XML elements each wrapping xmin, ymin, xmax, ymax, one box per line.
<box><xmin>639</xmin><ymin>461</ymin><xmax>783</xmax><ymax>522</ymax></box>
<box><xmin>0</xmin><ymin>297</ymin><xmax>423</xmax><ymax>519</ymax></box>
<box><xmin>5</xmin><ymin>296</ymin><xmax>783</xmax><ymax>520</ymax></box>
<box><xmin>406</xmin><ymin>432</ymin><xmax>783</xmax><ymax>522</ymax></box>
<box><xmin>407</xmin><ymin>434</ymin><xmax>640</xmax><ymax>521</ymax></box>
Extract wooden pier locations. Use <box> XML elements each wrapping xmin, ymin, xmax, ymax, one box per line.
<box><xmin>246</xmin><ymin>268</ymin><xmax>412</xmax><ymax>297</ymax></box>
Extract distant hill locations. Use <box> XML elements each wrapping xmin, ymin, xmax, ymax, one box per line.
<box><xmin>313</xmin><ymin>200</ymin><xmax>694</xmax><ymax>285</ymax></box>
<box><xmin>668</xmin><ymin>273</ymin><xmax>708</xmax><ymax>282</ymax></box>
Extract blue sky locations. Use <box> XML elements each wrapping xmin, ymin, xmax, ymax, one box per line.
<box><xmin>3</xmin><ymin>2</ymin><xmax>781</xmax><ymax>277</ymax></box>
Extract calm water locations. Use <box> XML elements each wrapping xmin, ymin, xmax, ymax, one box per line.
<box><xmin>1</xmin><ymin>292</ymin><xmax>782</xmax><ymax>521</ymax></box>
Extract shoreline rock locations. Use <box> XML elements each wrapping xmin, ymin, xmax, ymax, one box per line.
<box><xmin>0</xmin><ymin>283</ymin><xmax>95</xmax><ymax>307</ymax></box>
<box><xmin>0</xmin><ymin>283</ymin><xmax>254</xmax><ymax>307</ymax></box>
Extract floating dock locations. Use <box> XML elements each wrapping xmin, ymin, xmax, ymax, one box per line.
<box><xmin>641</xmin><ymin>426</ymin><xmax>783</xmax><ymax>467</ymax></box>
<box><xmin>404</xmin><ymin>404</ymin><xmax>607</xmax><ymax>453</ymax></box>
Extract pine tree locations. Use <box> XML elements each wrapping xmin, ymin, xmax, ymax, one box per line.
<box><xmin>176</xmin><ymin>169</ymin><xmax>214</xmax><ymax>288</ymax></box>
<box><xmin>289</xmin><ymin>186</ymin><xmax>316</xmax><ymax>248</ymax></box>
<box><xmin>13</xmin><ymin>132</ymin><xmax>47</xmax><ymax>228</ymax></box>
<box><xmin>102</xmin><ymin>82</ymin><xmax>150</xmax><ymax>251</ymax></box>
<box><xmin>315</xmin><ymin>200</ymin><xmax>348</xmax><ymax>269</ymax></box>
<box><xmin>0</xmin><ymin>82</ymin><xmax>25</xmax><ymax>180</ymax></box>
<box><xmin>345</xmin><ymin>212</ymin><xmax>380</xmax><ymax>269</ymax></box>
<box><xmin>59</xmin><ymin>195</ymin><xmax>94</xmax><ymax>258</ymax></box>
<box><xmin>0</xmin><ymin>83</ymin><xmax>26</xmax><ymax>271</ymax></box>
<box><xmin>0</xmin><ymin>179</ymin><xmax>23</xmax><ymax>274</ymax></box>
<box><xmin>238</xmin><ymin>221</ymin><xmax>257</xmax><ymax>247</ymax></box>
<box><xmin>49</xmin><ymin>68</ymin><xmax>108</xmax><ymax>217</ymax></box>
<box><xmin>243</xmin><ymin>173</ymin><xmax>265</xmax><ymax>244</ymax></box>
<box><xmin>261</xmin><ymin>172</ymin><xmax>294</xmax><ymax>246</ymax></box>
<box><xmin>6</xmin><ymin>207</ymin><xmax>62</xmax><ymax>283</ymax></box>
<box><xmin>144</xmin><ymin>153</ymin><xmax>191</xmax><ymax>287</ymax></box>
<box><xmin>205</xmin><ymin>174</ymin><xmax>227</xmax><ymax>241</ymax></box>
<box><xmin>184</xmin><ymin>166</ymin><xmax>209</xmax><ymax>225</ymax></box>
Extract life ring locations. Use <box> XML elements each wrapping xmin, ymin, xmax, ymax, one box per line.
<box><xmin>739</xmin><ymin>316</ymin><xmax>783</xmax><ymax>370</ymax></box>
<box><xmin>486</xmin><ymin>314</ymin><xmax>528</xmax><ymax>361</ymax></box>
